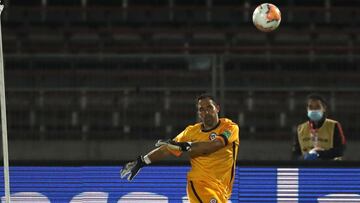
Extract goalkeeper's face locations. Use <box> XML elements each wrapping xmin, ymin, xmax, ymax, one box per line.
<box><xmin>197</xmin><ymin>98</ymin><xmax>220</xmax><ymax>128</ymax></box>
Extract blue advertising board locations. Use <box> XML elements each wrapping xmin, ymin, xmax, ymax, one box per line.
<box><xmin>1</xmin><ymin>166</ymin><xmax>360</xmax><ymax>202</ymax></box>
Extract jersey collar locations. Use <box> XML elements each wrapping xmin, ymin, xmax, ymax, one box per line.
<box><xmin>201</xmin><ymin>120</ymin><xmax>221</xmax><ymax>132</ymax></box>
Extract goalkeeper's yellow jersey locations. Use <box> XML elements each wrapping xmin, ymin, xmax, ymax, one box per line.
<box><xmin>171</xmin><ymin>118</ymin><xmax>240</xmax><ymax>198</ymax></box>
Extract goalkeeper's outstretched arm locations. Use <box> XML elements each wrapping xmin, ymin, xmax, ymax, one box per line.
<box><xmin>145</xmin><ymin>145</ymin><xmax>174</xmax><ymax>162</ymax></box>
<box><xmin>156</xmin><ymin>139</ymin><xmax>225</xmax><ymax>158</ymax></box>
<box><xmin>121</xmin><ymin>139</ymin><xmax>224</xmax><ymax>181</ymax></box>
<box><xmin>188</xmin><ymin>139</ymin><xmax>224</xmax><ymax>157</ymax></box>
<box><xmin>120</xmin><ymin>145</ymin><xmax>174</xmax><ymax>181</ymax></box>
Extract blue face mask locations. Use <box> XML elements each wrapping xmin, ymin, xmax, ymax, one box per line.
<box><xmin>307</xmin><ymin>110</ymin><xmax>323</xmax><ymax>121</ymax></box>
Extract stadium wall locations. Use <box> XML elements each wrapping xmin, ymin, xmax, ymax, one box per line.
<box><xmin>2</xmin><ymin>140</ymin><xmax>360</xmax><ymax>161</ymax></box>
<box><xmin>1</xmin><ymin>164</ymin><xmax>360</xmax><ymax>202</ymax></box>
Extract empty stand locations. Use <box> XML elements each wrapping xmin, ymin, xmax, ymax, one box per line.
<box><xmin>2</xmin><ymin>0</ymin><xmax>359</xmax><ymax>143</ymax></box>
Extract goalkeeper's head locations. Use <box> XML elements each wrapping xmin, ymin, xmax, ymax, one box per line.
<box><xmin>196</xmin><ymin>93</ymin><xmax>220</xmax><ymax>130</ymax></box>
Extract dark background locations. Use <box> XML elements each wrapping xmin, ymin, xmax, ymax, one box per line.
<box><xmin>0</xmin><ymin>0</ymin><xmax>359</xmax><ymax>161</ymax></box>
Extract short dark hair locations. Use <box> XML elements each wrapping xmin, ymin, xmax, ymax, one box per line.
<box><xmin>306</xmin><ymin>93</ymin><xmax>327</xmax><ymax>108</ymax></box>
<box><xmin>196</xmin><ymin>93</ymin><xmax>218</xmax><ymax>104</ymax></box>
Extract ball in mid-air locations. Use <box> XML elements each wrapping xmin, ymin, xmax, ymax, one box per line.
<box><xmin>252</xmin><ymin>3</ymin><xmax>281</xmax><ymax>32</ymax></box>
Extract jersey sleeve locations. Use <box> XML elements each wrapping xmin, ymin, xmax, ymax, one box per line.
<box><xmin>217</xmin><ymin>123</ymin><xmax>239</xmax><ymax>146</ymax></box>
<box><xmin>173</xmin><ymin>127</ymin><xmax>191</xmax><ymax>142</ymax></box>
<box><xmin>168</xmin><ymin>126</ymin><xmax>191</xmax><ymax>157</ymax></box>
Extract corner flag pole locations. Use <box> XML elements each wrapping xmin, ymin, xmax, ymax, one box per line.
<box><xmin>0</xmin><ymin>2</ymin><xmax>11</xmax><ymax>203</ymax></box>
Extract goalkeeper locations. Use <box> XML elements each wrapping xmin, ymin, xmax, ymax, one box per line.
<box><xmin>121</xmin><ymin>94</ymin><xmax>240</xmax><ymax>203</ymax></box>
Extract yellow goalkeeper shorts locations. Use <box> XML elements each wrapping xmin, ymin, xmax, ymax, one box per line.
<box><xmin>186</xmin><ymin>180</ymin><xmax>228</xmax><ymax>203</ymax></box>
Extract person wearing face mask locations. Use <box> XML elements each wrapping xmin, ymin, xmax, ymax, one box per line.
<box><xmin>121</xmin><ymin>93</ymin><xmax>240</xmax><ymax>202</ymax></box>
<box><xmin>292</xmin><ymin>93</ymin><xmax>346</xmax><ymax>161</ymax></box>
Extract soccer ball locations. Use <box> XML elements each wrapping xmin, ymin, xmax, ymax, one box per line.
<box><xmin>252</xmin><ymin>3</ymin><xmax>281</xmax><ymax>32</ymax></box>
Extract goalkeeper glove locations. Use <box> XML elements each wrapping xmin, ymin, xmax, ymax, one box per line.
<box><xmin>155</xmin><ymin>139</ymin><xmax>192</xmax><ymax>152</ymax></box>
<box><xmin>120</xmin><ymin>156</ymin><xmax>146</xmax><ymax>181</ymax></box>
